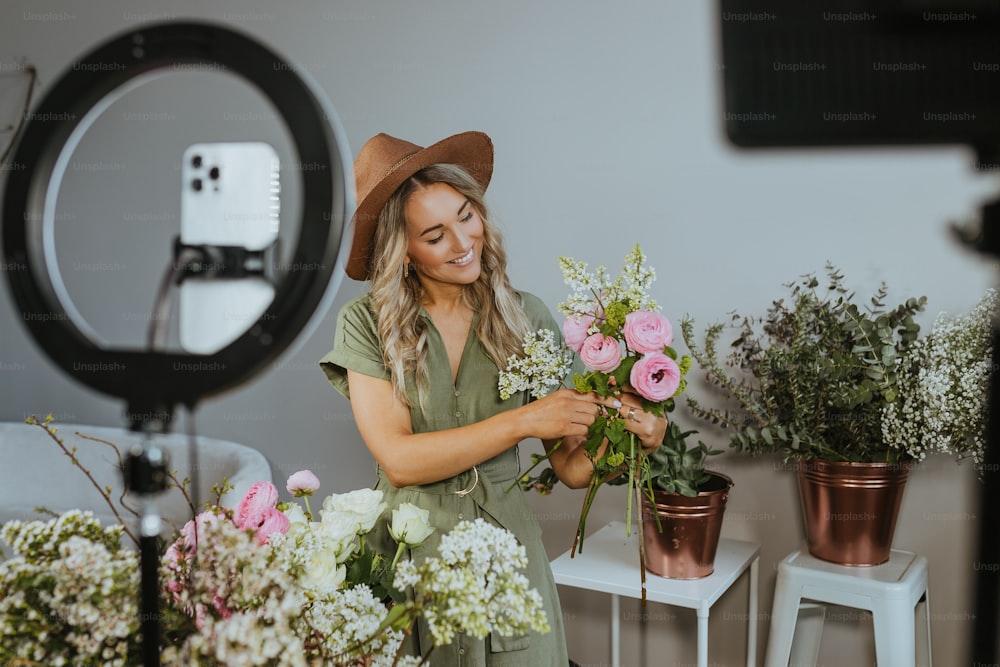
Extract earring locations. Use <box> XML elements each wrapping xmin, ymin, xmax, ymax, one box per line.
<box><xmin>403</xmin><ymin>263</ymin><xmax>410</xmax><ymax>279</ymax></box>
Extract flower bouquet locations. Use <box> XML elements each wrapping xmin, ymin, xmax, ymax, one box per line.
<box><xmin>500</xmin><ymin>245</ymin><xmax>690</xmax><ymax>597</ymax></box>
<box><xmin>0</xmin><ymin>417</ymin><xmax>550</xmax><ymax>666</ymax></box>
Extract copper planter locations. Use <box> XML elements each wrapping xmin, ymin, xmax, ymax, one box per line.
<box><xmin>641</xmin><ymin>472</ymin><xmax>733</xmax><ymax>579</ymax></box>
<box><xmin>796</xmin><ymin>459</ymin><xmax>911</xmax><ymax>566</ymax></box>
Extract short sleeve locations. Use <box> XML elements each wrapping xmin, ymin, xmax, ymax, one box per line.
<box><xmin>318</xmin><ymin>295</ymin><xmax>391</xmax><ymax>399</ymax></box>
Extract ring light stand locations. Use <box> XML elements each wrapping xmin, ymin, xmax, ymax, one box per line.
<box><xmin>1</xmin><ymin>22</ymin><xmax>354</xmax><ymax>665</ymax></box>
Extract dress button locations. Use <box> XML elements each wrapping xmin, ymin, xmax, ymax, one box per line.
<box><xmin>455</xmin><ymin>389</ymin><xmax>460</xmax><ymax>397</ymax></box>
<box><xmin>458</xmin><ymin>513</ymin><xmax>464</xmax><ymax>519</ymax></box>
<box><xmin>458</xmin><ymin>648</ymin><xmax>465</xmax><ymax>655</ymax></box>
<box><xmin>455</xmin><ymin>411</ymin><xmax>462</xmax><ymax>419</ymax></box>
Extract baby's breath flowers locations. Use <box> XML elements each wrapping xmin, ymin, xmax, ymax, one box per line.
<box><xmin>883</xmin><ymin>288</ymin><xmax>997</xmax><ymax>467</ymax></box>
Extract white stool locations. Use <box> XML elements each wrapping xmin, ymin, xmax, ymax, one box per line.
<box><xmin>765</xmin><ymin>548</ymin><xmax>932</xmax><ymax>667</ymax></box>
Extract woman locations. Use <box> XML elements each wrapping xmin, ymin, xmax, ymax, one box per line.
<box><xmin>320</xmin><ymin>130</ymin><xmax>666</xmax><ymax>666</ymax></box>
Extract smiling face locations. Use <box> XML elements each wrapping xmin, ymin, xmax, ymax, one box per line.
<box><xmin>403</xmin><ymin>181</ymin><xmax>484</xmax><ymax>290</ymax></box>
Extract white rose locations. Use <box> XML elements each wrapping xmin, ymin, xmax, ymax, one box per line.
<box><xmin>389</xmin><ymin>503</ymin><xmax>435</xmax><ymax>547</ymax></box>
<box><xmin>301</xmin><ymin>548</ymin><xmax>346</xmax><ymax>595</ymax></box>
<box><xmin>321</xmin><ymin>488</ymin><xmax>386</xmax><ymax>534</ymax></box>
<box><xmin>282</xmin><ymin>503</ymin><xmax>310</xmax><ymax>539</ymax></box>
<box><xmin>318</xmin><ymin>512</ymin><xmax>361</xmax><ymax>563</ymax></box>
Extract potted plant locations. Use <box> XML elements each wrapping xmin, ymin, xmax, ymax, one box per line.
<box><xmin>680</xmin><ymin>264</ymin><xmax>928</xmax><ymax>565</ymax></box>
<box><xmin>610</xmin><ymin>421</ymin><xmax>730</xmax><ymax>579</ymax></box>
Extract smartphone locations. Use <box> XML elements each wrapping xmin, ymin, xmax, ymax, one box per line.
<box><xmin>178</xmin><ymin>142</ymin><xmax>280</xmax><ymax>354</ymax></box>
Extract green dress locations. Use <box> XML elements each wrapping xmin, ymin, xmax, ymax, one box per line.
<box><xmin>319</xmin><ymin>291</ymin><xmax>571</xmax><ymax>667</ymax></box>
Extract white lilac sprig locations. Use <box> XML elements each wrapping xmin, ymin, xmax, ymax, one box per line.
<box><xmin>0</xmin><ymin>511</ymin><xmax>138</xmax><ymax>667</ymax></box>
<box><xmin>498</xmin><ymin>328</ymin><xmax>574</xmax><ymax>400</ymax></box>
<box><xmin>392</xmin><ymin>518</ymin><xmax>550</xmax><ymax>648</ymax></box>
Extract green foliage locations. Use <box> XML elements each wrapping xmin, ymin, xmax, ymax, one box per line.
<box><xmin>682</xmin><ymin>264</ymin><xmax>926</xmax><ymax>462</ymax></box>
<box><xmin>608</xmin><ymin>420</ymin><xmax>722</xmax><ymax>497</ymax></box>
<box><xmin>645</xmin><ymin>422</ymin><xmax>722</xmax><ymax>496</ymax></box>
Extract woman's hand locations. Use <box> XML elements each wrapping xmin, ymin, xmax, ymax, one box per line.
<box><xmin>617</xmin><ymin>389</ymin><xmax>668</xmax><ymax>453</ymax></box>
<box><xmin>520</xmin><ymin>388</ymin><xmax>620</xmax><ymax>442</ymax></box>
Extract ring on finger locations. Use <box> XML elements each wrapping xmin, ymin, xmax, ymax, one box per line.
<box><xmin>626</xmin><ymin>406</ymin><xmax>638</xmax><ymax>421</ymax></box>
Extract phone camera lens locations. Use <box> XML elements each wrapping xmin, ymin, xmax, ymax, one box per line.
<box><xmin>191</xmin><ymin>155</ymin><xmax>202</xmax><ymax>169</ymax></box>
<box><xmin>209</xmin><ymin>166</ymin><xmax>220</xmax><ymax>180</ymax></box>
<box><xmin>192</xmin><ymin>178</ymin><xmax>203</xmax><ymax>192</ymax></box>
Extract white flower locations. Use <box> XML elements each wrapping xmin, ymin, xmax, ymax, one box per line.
<box><xmin>883</xmin><ymin>288</ymin><xmax>997</xmax><ymax>466</ymax></box>
<box><xmin>393</xmin><ymin>519</ymin><xmax>550</xmax><ymax>647</ymax></box>
<box><xmin>317</xmin><ymin>512</ymin><xmax>363</xmax><ymax>563</ymax></box>
<box><xmin>499</xmin><ymin>329</ymin><xmax>574</xmax><ymax>400</ymax></box>
<box><xmin>321</xmin><ymin>487</ymin><xmax>387</xmax><ymax>534</ymax></box>
<box><xmin>558</xmin><ymin>243</ymin><xmax>659</xmax><ymax>319</ymax></box>
<box><xmin>300</xmin><ymin>548</ymin><xmax>347</xmax><ymax>595</ymax></box>
<box><xmin>389</xmin><ymin>502</ymin><xmax>435</xmax><ymax>546</ymax></box>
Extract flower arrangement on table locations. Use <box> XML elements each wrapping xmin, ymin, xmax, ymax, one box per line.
<box><xmin>499</xmin><ymin>245</ymin><xmax>690</xmax><ymax>595</ymax></box>
<box><xmin>0</xmin><ymin>416</ymin><xmax>549</xmax><ymax>667</ymax></box>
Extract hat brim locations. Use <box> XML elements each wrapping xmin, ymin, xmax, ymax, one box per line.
<box><xmin>347</xmin><ymin>131</ymin><xmax>494</xmax><ymax>280</ymax></box>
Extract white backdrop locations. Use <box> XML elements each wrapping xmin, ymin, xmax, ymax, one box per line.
<box><xmin>1</xmin><ymin>1</ymin><xmax>996</xmax><ymax>664</ymax></box>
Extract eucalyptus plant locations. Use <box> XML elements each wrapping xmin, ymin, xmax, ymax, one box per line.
<box><xmin>682</xmin><ymin>264</ymin><xmax>927</xmax><ymax>463</ymax></box>
<box><xmin>608</xmin><ymin>420</ymin><xmax>722</xmax><ymax>497</ymax></box>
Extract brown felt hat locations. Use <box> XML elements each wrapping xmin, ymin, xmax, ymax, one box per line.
<box><xmin>346</xmin><ymin>130</ymin><xmax>494</xmax><ymax>281</ymax></box>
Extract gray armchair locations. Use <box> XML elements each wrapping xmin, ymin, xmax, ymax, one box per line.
<box><xmin>0</xmin><ymin>421</ymin><xmax>272</xmax><ymax>555</ymax></box>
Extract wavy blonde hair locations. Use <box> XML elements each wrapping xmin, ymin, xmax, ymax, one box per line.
<box><xmin>368</xmin><ymin>164</ymin><xmax>530</xmax><ymax>406</ymax></box>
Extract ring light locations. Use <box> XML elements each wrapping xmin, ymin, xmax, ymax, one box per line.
<box><xmin>2</xmin><ymin>21</ymin><xmax>354</xmax><ymax>429</ymax></box>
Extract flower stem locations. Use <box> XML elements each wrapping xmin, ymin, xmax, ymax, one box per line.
<box><xmin>625</xmin><ymin>433</ymin><xmax>636</xmax><ymax>537</ymax></box>
<box><xmin>506</xmin><ymin>438</ymin><xmax>563</xmax><ymax>493</ymax></box>
<box><xmin>390</xmin><ymin>541</ymin><xmax>407</xmax><ymax>570</ymax></box>
<box><xmin>302</xmin><ymin>496</ymin><xmax>314</xmax><ymax>521</ymax></box>
<box><xmin>572</xmin><ymin>472</ymin><xmax>608</xmax><ymax>557</ymax></box>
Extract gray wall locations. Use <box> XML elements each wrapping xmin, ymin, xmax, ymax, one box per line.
<box><xmin>1</xmin><ymin>1</ymin><xmax>996</xmax><ymax>665</ymax></box>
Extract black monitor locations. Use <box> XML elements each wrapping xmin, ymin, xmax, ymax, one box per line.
<box><xmin>719</xmin><ymin>0</ymin><xmax>1000</xmax><ymax>164</ymax></box>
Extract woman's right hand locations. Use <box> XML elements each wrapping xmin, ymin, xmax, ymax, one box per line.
<box><xmin>520</xmin><ymin>388</ymin><xmax>620</xmax><ymax>441</ymax></box>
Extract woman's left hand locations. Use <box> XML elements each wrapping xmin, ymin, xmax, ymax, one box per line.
<box><xmin>618</xmin><ymin>393</ymin><xmax>667</xmax><ymax>453</ymax></box>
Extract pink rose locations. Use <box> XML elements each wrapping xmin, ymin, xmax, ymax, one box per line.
<box><xmin>629</xmin><ymin>352</ymin><xmax>681</xmax><ymax>402</ymax></box>
<box><xmin>253</xmin><ymin>507</ymin><xmax>291</xmax><ymax>544</ymax></box>
<box><xmin>579</xmin><ymin>333</ymin><xmax>622</xmax><ymax>373</ymax></box>
<box><xmin>234</xmin><ymin>481</ymin><xmax>279</xmax><ymax>529</ymax></box>
<box><xmin>623</xmin><ymin>311</ymin><xmax>674</xmax><ymax>354</ymax></box>
<box><xmin>286</xmin><ymin>470</ymin><xmax>320</xmax><ymax>497</ymax></box>
<box><xmin>562</xmin><ymin>316</ymin><xmax>592</xmax><ymax>354</ymax></box>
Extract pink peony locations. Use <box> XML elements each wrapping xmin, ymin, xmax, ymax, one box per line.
<box><xmin>623</xmin><ymin>311</ymin><xmax>674</xmax><ymax>354</ymax></box>
<box><xmin>286</xmin><ymin>469</ymin><xmax>320</xmax><ymax>497</ymax></box>
<box><xmin>253</xmin><ymin>507</ymin><xmax>291</xmax><ymax>544</ymax></box>
<box><xmin>234</xmin><ymin>481</ymin><xmax>279</xmax><ymax>529</ymax></box>
<box><xmin>579</xmin><ymin>333</ymin><xmax>622</xmax><ymax>373</ymax></box>
<box><xmin>629</xmin><ymin>352</ymin><xmax>681</xmax><ymax>402</ymax></box>
<box><xmin>562</xmin><ymin>316</ymin><xmax>593</xmax><ymax>354</ymax></box>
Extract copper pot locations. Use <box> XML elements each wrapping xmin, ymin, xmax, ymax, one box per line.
<box><xmin>796</xmin><ymin>459</ymin><xmax>912</xmax><ymax>566</ymax></box>
<box><xmin>641</xmin><ymin>471</ymin><xmax>733</xmax><ymax>579</ymax></box>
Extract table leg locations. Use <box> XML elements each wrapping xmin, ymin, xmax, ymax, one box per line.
<box><xmin>698</xmin><ymin>608</ymin><xmax>709</xmax><ymax>667</ymax></box>
<box><xmin>748</xmin><ymin>556</ymin><xmax>759</xmax><ymax>667</ymax></box>
<box><xmin>611</xmin><ymin>593</ymin><xmax>620</xmax><ymax>667</ymax></box>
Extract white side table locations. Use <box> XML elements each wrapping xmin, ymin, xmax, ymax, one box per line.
<box><xmin>550</xmin><ymin>520</ymin><xmax>761</xmax><ymax>667</ymax></box>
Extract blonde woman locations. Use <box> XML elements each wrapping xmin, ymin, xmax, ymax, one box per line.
<box><xmin>320</xmin><ymin>131</ymin><xmax>666</xmax><ymax>666</ymax></box>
